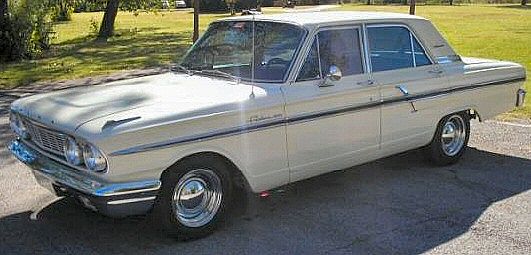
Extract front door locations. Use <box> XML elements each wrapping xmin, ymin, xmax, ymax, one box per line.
<box><xmin>282</xmin><ymin>26</ymin><xmax>381</xmax><ymax>182</ymax></box>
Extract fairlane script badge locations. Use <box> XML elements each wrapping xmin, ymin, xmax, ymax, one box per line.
<box><xmin>249</xmin><ymin>113</ymin><xmax>283</xmax><ymax>123</ymax></box>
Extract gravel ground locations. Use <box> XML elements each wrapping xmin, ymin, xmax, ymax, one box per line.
<box><xmin>0</xmin><ymin>114</ymin><xmax>529</xmax><ymax>255</ymax></box>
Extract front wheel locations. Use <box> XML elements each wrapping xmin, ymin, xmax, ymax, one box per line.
<box><xmin>426</xmin><ymin>113</ymin><xmax>470</xmax><ymax>166</ymax></box>
<box><xmin>154</xmin><ymin>155</ymin><xmax>233</xmax><ymax>240</ymax></box>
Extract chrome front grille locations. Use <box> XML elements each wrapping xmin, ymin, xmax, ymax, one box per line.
<box><xmin>23</xmin><ymin>119</ymin><xmax>67</xmax><ymax>156</ymax></box>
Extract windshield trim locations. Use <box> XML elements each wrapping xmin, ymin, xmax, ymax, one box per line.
<box><xmin>179</xmin><ymin>20</ymin><xmax>309</xmax><ymax>84</ymax></box>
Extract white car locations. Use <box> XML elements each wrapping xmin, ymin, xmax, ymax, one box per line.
<box><xmin>8</xmin><ymin>12</ymin><xmax>526</xmax><ymax>239</ymax></box>
<box><xmin>175</xmin><ymin>0</ymin><xmax>187</xmax><ymax>8</ymax></box>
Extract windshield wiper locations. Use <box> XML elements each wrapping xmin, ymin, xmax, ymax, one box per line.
<box><xmin>196</xmin><ymin>69</ymin><xmax>239</xmax><ymax>83</ymax></box>
<box><xmin>171</xmin><ymin>64</ymin><xmax>192</xmax><ymax>74</ymax></box>
<box><xmin>174</xmin><ymin>64</ymin><xmax>239</xmax><ymax>83</ymax></box>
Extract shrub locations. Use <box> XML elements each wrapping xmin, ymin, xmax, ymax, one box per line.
<box><xmin>0</xmin><ymin>0</ymin><xmax>54</xmax><ymax>62</ymax></box>
<box><xmin>51</xmin><ymin>6</ymin><xmax>73</xmax><ymax>21</ymax></box>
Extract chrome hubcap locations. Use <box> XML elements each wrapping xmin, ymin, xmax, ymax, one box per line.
<box><xmin>172</xmin><ymin>169</ymin><xmax>222</xmax><ymax>228</ymax></box>
<box><xmin>441</xmin><ymin>115</ymin><xmax>466</xmax><ymax>156</ymax></box>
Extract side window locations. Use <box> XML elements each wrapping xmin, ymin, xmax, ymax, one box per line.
<box><xmin>412</xmin><ymin>37</ymin><xmax>431</xmax><ymax>67</ymax></box>
<box><xmin>318</xmin><ymin>28</ymin><xmax>364</xmax><ymax>76</ymax></box>
<box><xmin>367</xmin><ymin>26</ymin><xmax>431</xmax><ymax>72</ymax></box>
<box><xmin>297</xmin><ymin>38</ymin><xmax>320</xmax><ymax>81</ymax></box>
<box><xmin>297</xmin><ymin>28</ymin><xmax>364</xmax><ymax>81</ymax></box>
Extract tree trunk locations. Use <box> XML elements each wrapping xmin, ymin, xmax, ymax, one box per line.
<box><xmin>409</xmin><ymin>0</ymin><xmax>416</xmax><ymax>15</ymax></box>
<box><xmin>193</xmin><ymin>0</ymin><xmax>199</xmax><ymax>42</ymax></box>
<box><xmin>367</xmin><ymin>0</ymin><xmax>371</xmax><ymax>5</ymax></box>
<box><xmin>98</xmin><ymin>0</ymin><xmax>120</xmax><ymax>41</ymax></box>
<box><xmin>0</xmin><ymin>0</ymin><xmax>8</xmax><ymax>19</ymax></box>
<box><xmin>449</xmin><ymin>0</ymin><xmax>453</xmax><ymax>5</ymax></box>
<box><xmin>522</xmin><ymin>0</ymin><xmax>527</xmax><ymax>6</ymax></box>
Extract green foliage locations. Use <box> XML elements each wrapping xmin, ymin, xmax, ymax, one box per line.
<box><xmin>119</xmin><ymin>0</ymin><xmax>159</xmax><ymax>11</ymax></box>
<box><xmin>73</xmin><ymin>0</ymin><xmax>159</xmax><ymax>13</ymax></box>
<box><xmin>0</xmin><ymin>0</ymin><xmax>54</xmax><ymax>62</ymax></box>
<box><xmin>199</xmin><ymin>0</ymin><xmax>228</xmax><ymax>12</ymax></box>
<box><xmin>50</xmin><ymin>0</ymin><xmax>74</xmax><ymax>21</ymax></box>
<box><xmin>347</xmin><ymin>0</ymin><xmax>524</xmax><ymax>4</ymax></box>
<box><xmin>73</xmin><ymin>0</ymin><xmax>106</xmax><ymax>12</ymax></box>
<box><xmin>89</xmin><ymin>17</ymin><xmax>100</xmax><ymax>35</ymax></box>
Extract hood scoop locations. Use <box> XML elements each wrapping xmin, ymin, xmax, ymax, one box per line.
<box><xmin>102</xmin><ymin>116</ymin><xmax>141</xmax><ymax>131</ymax></box>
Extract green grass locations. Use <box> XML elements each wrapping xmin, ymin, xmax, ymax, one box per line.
<box><xmin>0</xmin><ymin>5</ymin><xmax>529</xmax><ymax>118</ymax></box>
<box><xmin>0</xmin><ymin>10</ymin><xmax>230</xmax><ymax>88</ymax></box>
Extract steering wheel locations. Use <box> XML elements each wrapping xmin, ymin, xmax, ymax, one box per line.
<box><xmin>204</xmin><ymin>43</ymin><xmax>243</xmax><ymax>54</ymax></box>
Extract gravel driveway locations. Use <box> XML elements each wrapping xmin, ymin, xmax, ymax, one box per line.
<box><xmin>0</xmin><ymin>112</ymin><xmax>529</xmax><ymax>254</ymax></box>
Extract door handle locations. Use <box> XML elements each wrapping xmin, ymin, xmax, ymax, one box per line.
<box><xmin>395</xmin><ymin>85</ymin><xmax>417</xmax><ymax>113</ymax></box>
<box><xmin>395</xmin><ymin>85</ymin><xmax>409</xmax><ymax>96</ymax></box>
<box><xmin>356</xmin><ymin>80</ymin><xmax>374</xmax><ymax>86</ymax></box>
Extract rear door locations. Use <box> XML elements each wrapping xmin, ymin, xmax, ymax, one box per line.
<box><xmin>366</xmin><ymin>24</ymin><xmax>449</xmax><ymax>156</ymax></box>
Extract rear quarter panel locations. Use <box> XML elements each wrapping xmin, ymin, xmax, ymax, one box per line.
<box><xmin>439</xmin><ymin>58</ymin><xmax>525</xmax><ymax>120</ymax></box>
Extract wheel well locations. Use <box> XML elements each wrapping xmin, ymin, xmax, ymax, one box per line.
<box><xmin>161</xmin><ymin>151</ymin><xmax>251</xmax><ymax>192</ymax></box>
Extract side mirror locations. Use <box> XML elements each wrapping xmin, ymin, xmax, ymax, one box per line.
<box><xmin>319</xmin><ymin>65</ymin><xmax>342</xmax><ymax>87</ymax></box>
<box><xmin>327</xmin><ymin>65</ymin><xmax>342</xmax><ymax>81</ymax></box>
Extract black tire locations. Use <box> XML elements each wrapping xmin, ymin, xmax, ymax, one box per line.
<box><xmin>153</xmin><ymin>154</ymin><xmax>233</xmax><ymax>240</ymax></box>
<box><xmin>426</xmin><ymin>112</ymin><xmax>470</xmax><ymax>166</ymax></box>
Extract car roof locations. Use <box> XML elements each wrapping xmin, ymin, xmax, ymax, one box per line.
<box><xmin>220</xmin><ymin>11</ymin><xmax>427</xmax><ymax>26</ymax></box>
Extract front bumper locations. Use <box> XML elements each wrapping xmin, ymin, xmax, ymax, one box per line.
<box><xmin>8</xmin><ymin>139</ymin><xmax>161</xmax><ymax>217</ymax></box>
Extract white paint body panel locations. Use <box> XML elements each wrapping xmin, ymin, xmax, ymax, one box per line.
<box><xmin>10</xmin><ymin>12</ymin><xmax>526</xmax><ymax>193</ymax></box>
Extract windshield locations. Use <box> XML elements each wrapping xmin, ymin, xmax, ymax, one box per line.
<box><xmin>180</xmin><ymin>21</ymin><xmax>306</xmax><ymax>83</ymax></box>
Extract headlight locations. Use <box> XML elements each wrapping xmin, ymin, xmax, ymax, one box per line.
<box><xmin>64</xmin><ymin>137</ymin><xmax>83</xmax><ymax>165</ymax></box>
<box><xmin>82</xmin><ymin>143</ymin><xmax>107</xmax><ymax>172</ymax></box>
<box><xmin>9</xmin><ymin>112</ymin><xmax>29</xmax><ymax>139</ymax></box>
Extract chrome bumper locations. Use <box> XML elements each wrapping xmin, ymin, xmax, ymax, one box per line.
<box><xmin>8</xmin><ymin>139</ymin><xmax>161</xmax><ymax>217</ymax></box>
<box><xmin>516</xmin><ymin>88</ymin><xmax>526</xmax><ymax>107</ymax></box>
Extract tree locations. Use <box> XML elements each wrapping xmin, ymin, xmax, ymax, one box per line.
<box><xmin>522</xmin><ymin>0</ymin><xmax>527</xmax><ymax>6</ymax></box>
<box><xmin>97</xmin><ymin>0</ymin><xmax>157</xmax><ymax>41</ymax></box>
<box><xmin>193</xmin><ymin>0</ymin><xmax>199</xmax><ymax>42</ymax></box>
<box><xmin>98</xmin><ymin>0</ymin><xmax>119</xmax><ymax>40</ymax></box>
<box><xmin>366</xmin><ymin>0</ymin><xmax>371</xmax><ymax>5</ymax></box>
<box><xmin>409</xmin><ymin>0</ymin><xmax>416</xmax><ymax>15</ymax></box>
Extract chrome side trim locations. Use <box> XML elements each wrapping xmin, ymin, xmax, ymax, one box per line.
<box><xmin>110</xmin><ymin>117</ymin><xmax>286</xmax><ymax>156</ymax></box>
<box><xmin>107</xmin><ymin>196</ymin><xmax>157</xmax><ymax>205</ymax></box>
<box><xmin>110</xmin><ymin>77</ymin><xmax>525</xmax><ymax>156</ymax></box>
<box><xmin>436</xmin><ymin>55</ymin><xmax>462</xmax><ymax>64</ymax></box>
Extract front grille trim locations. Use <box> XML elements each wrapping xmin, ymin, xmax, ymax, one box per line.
<box><xmin>22</xmin><ymin>118</ymin><xmax>68</xmax><ymax>157</ymax></box>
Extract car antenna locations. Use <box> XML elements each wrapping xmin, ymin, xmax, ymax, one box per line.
<box><xmin>249</xmin><ymin>14</ymin><xmax>256</xmax><ymax>99</ymax></box>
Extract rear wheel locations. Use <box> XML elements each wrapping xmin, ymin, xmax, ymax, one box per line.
<box><xmin>426</xmin><ymin>112</ymin><xmax>470</xmax><ymax>165</ymax></box>
<box><xmin>154</xmin><ymin>155</ymin><xmax>233</xmax><ymax>240</ymax></box>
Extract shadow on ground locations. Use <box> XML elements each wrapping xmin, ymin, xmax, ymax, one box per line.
<box><xmin>1</xmin><ymin>145</ymin><xmax>529</xmax><ymax>254</ymax></box>
<box><xmin>496</xmin><ymin>4</ymin><xmax>530</xmax><ymax>10</ymax></box>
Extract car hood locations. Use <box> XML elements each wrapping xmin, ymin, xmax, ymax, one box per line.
<box><xmin>11</xmin><ymin>72</ymin><xmax>256</xmax><ymax>133</ymax></box>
